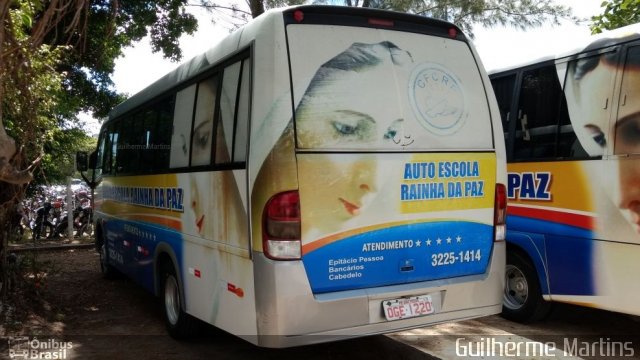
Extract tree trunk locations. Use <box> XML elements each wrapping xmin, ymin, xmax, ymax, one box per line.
<box><xmin>0</xmin><ymin>182</ymin><xmax>21</xmax><ymax>298</ymax></box>
<box><xmin>249</xmin><ymin>0</ymin><xmax>265</xmax><ymax>19</ymax></box>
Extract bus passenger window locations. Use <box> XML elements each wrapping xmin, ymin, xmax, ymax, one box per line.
<box><xmin>170</xmin><ymin>85</ymin><xmax>197</xmax><ymax>169</ymax></box>
<box><xmin>192</xmin><ymin>76</ymin><xmax>219</xmax><ymax>167</ymax></box>
<box><xmin>117</xmin><ymin>115</ymin><xmax>142</xmax><ymax>174</ymax></box>
<box><xmin>154</xmin><ymin>97</ymin><xmax>174</xmax><ymax>171</ymax></box>
<box><xmin>141</xmin><ymin>109</ymin><xmax>156</xmax><ymax>173</ymax></box>
<box><xmin>491</xmin><ymin>75</ymin><xmax>516</xmax><ymax>160</ymax></box>
<box><xmin>491</xmin><ymin>75</ymin><xmax>515</xmax><ymax>129</ymax></box>
<box><xmin>564</xmin><ymin>52</ymin><xmax>616</xmax><ymax>158</ymax></box>
<box><xmin>233</xmin><ymin>58</ymin><xmax>251</xmax><ymax>163</ymax></box>
<box><xmin>95</xmin><ymin>130</ymin><xmax>107</xmax><ymax>177</ymax></box>
<box><xmin>615</xmin><ymin>45</ymin><xmax>640</xmax><ymax>155</ymax></box>
<box><xmin>513</xmin><ymin>66</ymin><xmax>564</xmax><ymax>161</ymax></box>
<box><xmin>106</xmin><ymin>122</ymin><xmax>120</xmax><ymax>174</ymax></box>
<box><xmin>218</xmin><ymin>61</ymin><xmax>241</xmax><ymax>164</ymax></box>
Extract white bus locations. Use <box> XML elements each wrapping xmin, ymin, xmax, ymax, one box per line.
<box><xmin>490</xmin><ymin>23</ymin><xmax>640</xmax><ymax>322</ymax></box>
<box><xmin>85</xmin><ymin>5</ymin><xmax>507</xmax><ymax>347</ymax></box>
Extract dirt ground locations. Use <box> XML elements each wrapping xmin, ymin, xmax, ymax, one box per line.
<box><xmin>3</xmin><ymin>248</ymin><xmax>640</xmax><ymax>360</ymax></box>
<box><xmin>0</xmin><ymin>248</ymin><xmax>433</xmax><ymax>360</ymax></box>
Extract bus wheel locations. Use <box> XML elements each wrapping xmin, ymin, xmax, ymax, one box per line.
<box><xmin>161</xmin><ymin>263</ymin><xmax>200</xmax><ymax>339</ymax></box>
<box><xmin>99</xmin><ymin>242</ymin><xmax>119</xmax><ymax>279</ymax></box>
<box><xmin>502</xmin><ymin>250</ymin><xmax>551</xmax><ymax>323</ymax></box>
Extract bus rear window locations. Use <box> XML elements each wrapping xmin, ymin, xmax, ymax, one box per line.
<box><xmin>287</xmin><ymin>25</ymin><xmax>493</xmax><ymax>151</ymax></box>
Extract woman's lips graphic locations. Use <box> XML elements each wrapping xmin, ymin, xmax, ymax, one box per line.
<box><xmin>339</xmin><ymin>198</ymin><xmax>360</xmax><ymax>216</ymax></box>
<box><xmin>196</xmin><ymin>215</ymin><xmax>205</xmax><ymax>233</ymax></box>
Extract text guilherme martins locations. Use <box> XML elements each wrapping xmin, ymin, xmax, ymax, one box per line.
<box><xmin>455</xmin><ymin>337</ymin><xmax>635</xmax><ymax>357</ymax></box>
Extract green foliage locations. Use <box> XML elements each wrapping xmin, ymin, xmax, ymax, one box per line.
<box><xmin>2</xmin><ymin>1</ymin><xmax>200</xmax><ymax>192</ymax></box>
<box><xmin>311</xmin><ymin>0</ymin><xmax>576</xmax><ymax>37</ymax></box>
<box><xmin>591</xmin><ymin>0</ymin><xmax>640</xmax><ymax>34</ymax></box>
<box><xmin>2</xmin><ymin>9</ymin><xmax>67</xmax><ymax>170</ymax></box>
<box><xmin>35</xmin><ymin>129</ymin><xmax>97</xmax><ymax>187</ymax></box>
<box><xmin>50</xmin><ymin>0</ymin><xmax>198</xmax><ymax>119</ymax></box>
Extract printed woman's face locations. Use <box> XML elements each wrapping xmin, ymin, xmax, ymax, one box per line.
<box><xmin>615</xmin><ymin>67</ymin><xmax>640</xmax><ymax>232</ymax></box>
<box><xmin>296</xmin><ymin>59</ymin><xmax>413</xmax><ymax>149</ymax></box>
<box><xmin>190</xmin><ymin>175</ymin><xmax>206</xmax><ymax>236</ymax></box>
<box><xmin>299</xmin><ymin>154</ymin><xmax>377</xmax><ymax>232</ymax></box>
<box><xmin>191</xmin><ymin>118</ymin><xmax>213</xmax><ymax>165</ymax></box>
<box><xmin>294</xmin><ymin>53</ymin><xmax>412</xmax><ymax>233</ymax></box>
<box><xmin>568</xmin><ymin>57</ymin><xmax>615</xmax><ymax>156</ymax></box>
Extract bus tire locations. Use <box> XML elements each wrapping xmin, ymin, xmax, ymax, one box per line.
<box><xmin>99</xmin><ymin>241</ymin><xmax>120</xmax><ymax>280</ymax></box>
<box><xmin>502</xmin><ymin>250</ymin><xmax>551</xmax><ymax>323</ymax></box>
<box><xmin>161</xmin><ymin>262</ymin><xmax>201</xmax><ymax>339</ymax></box>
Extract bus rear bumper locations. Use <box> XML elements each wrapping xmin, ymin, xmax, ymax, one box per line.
<box><xmin>251</xmin><ymin>241</ymin><xmax>505</xmax><ymax>348</ymax></box>
<box><xmin>248</xmin><ymin>303</ymin><xmax>501</xmax><ymax>348</ymax></box>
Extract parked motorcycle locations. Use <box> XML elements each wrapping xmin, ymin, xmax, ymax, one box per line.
<box><xmin>52</xmin><ymin>204</ymin><xmax>93</xmax><ymax>238</ymax></box>
<box><xmin>31</xmin><ymin>202</ymin><xmax>55</xmax><ymax>240</ymax></box>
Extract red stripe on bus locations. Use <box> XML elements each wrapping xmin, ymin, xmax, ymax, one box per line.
<box><xmin>507</xmin><ymin>206</ymin><xmax>595</xmax><ymax>230</ymax></box>
<box><xmin>126</xmin><ymin>214</ymin><xmax>182</xmax><ymax>231</ymax></box>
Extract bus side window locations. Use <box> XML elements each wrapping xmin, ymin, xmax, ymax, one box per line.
<box><xmin>141</xmin><ymin>109</ymin><xmax>156</xmax><ymax>173</ymax></box>
<box><xmin>556</xmin><ymin>91</ymin><xmax>585</xmax><ymax>159</ymax></box>
<box><xmin>217</xmin><ymin>61</ymin><xmax>242</xmax><ymax>165</ymax></box>
<box><xmin>192</xmin><ymin>76</ymin><xmax>219</xmax><ymax>167</ymax></box>
<box><xmin>491</xmin><ymin>74</ymin><xmax>516</xmax><ymax>160</ymax></box>
<box><xmin>233</xmin><ymin>57</ymin><xmax>251</xmax><ymax>163</ymax></box>
<box><xmin>564</xmin><ymin>52</ymin><xmax>617</xmax><ymax>159</ymax></box>
<box><xmin>103</xmin><ymin>121</ymin><xmax>119</xmax><ymax>175</ymax></box>
<box><xmin>615</xmin><ymin>45</ymin><xmax>640</xmax><ymax>155</ymax></box>
<box><xmin>170</xmin><ymin>85</ymin><xmax>197</xmax><ymax>169</ymax></box>
<box><xmin>513</xmin><ymin>66</ymin><xmax>566</xmax><ymax>161</ymax></box>
<box><xmin>117</xmin><ymin>115</ymin><xmax>141</xmax><ymax>174</ymax></box>
<box><xmin>110</xmin><ymin>121</ymin><xmax>121</xmax><ymax>173</ymax></box>
<box><xmin>95</xmin><ymin>129</ymin><xmax>107</xmax><ymax>177</ymax></box>
<box><xmin>154</xmin><ymin>96</ymin><xmax>174</xmax><ymax>171</ymax></box>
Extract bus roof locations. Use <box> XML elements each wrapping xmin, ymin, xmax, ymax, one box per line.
<box><xmin>108</xmin><ymin>5</ymin><xmax>465</xmax><ymax>123</ymax></box>
<box><xmin>489</xmin><ymin>22</ymin><xmax>640</xmax><ymax>75</ymax></box>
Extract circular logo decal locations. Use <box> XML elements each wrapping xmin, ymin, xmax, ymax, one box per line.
<box><xmin>409</xmin><ymin>63</ymin><xmax>467</xmax><ymax>135</ymax></box>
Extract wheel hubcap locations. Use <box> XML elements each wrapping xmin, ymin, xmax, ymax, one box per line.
<box><xmin>164</xmin><ymin>275</ymin><xmax>180</xmax><ymax>325</ymax></box>
<box><xmin>504</xmin><ymin>264</ymin><xmax>528</xmax><ymax>310</ymax></box>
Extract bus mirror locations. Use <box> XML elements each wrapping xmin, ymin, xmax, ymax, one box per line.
<box><xmin>89</xmin><ymin>150</ymin><xmax>97</xmax><ymax>169</ymax></box>
<box><xmin>76</xmin><ymin>151</ymin><xmax>88</xmax><ymax>172</ymax></box>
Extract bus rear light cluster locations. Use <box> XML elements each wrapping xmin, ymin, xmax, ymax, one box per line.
<box><xmin>263</xmin><ymin>191</ymin><xmax>301</xmax><ymax>260</ymax></box>
<box><xmin>494</xmin><ymin>183</ymin><xmax>507</xmax><ymax>242</ymax></box>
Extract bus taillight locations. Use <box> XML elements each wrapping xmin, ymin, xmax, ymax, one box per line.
<box><xmin>368</xmin><ymin>18</ymin><xmax>394</xmax><ymax>27</ymax></box>
<box><xmin>494</xmin><ymin>184</ymin><xmax>506</xmax><ymax>242</ymax></box>
<box><xmin>263</xmin><ymin>191</ymin><xmax>301</xmax><ymax>260</ymax></box>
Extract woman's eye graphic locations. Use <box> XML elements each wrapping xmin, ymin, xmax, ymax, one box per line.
<box><xmin>332</xmin><ymin>121</ymin><xmax>357</xmax><ymax>135</ymax></box>
<box><xmin>585</xmin><ymin>124</ymin><xmax>606</xmax><ymax>148</ymax></box>
<box><xmin>195</xmin><ymin>130</ymin><xmax>210</xmax><ymax>148</ymax></box>
<box><xmin>616</xmin><ymin>116</ymin><xmax>640</xmax><ymax>147</ymax></box>
<box><xmin>384</xmin><ymin>129</ymin><xmax>397</xmax><ymax>139</ymax></box>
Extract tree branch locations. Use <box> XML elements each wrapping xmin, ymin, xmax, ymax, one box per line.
<box><xmin>188</xmin><ymin>3</ymin><xmax>253</xmax><ymax>17</ymax></box>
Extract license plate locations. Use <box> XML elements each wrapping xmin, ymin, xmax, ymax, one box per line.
<box><xmin>382</xmin><ymin>295</ymin><xmax>435</xmax><ymax>321</ymax></box>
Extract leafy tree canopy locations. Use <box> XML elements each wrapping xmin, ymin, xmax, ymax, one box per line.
<box><xmin>591</xmin><ymin>0</ymin><xmax>640</xmax><ymax>34</ymax></box>
<box><xmin>55</xmin><ymin>0</ymin><xmax>199</xmax><ymax>119</ymax></box>
<box><xmin>0</xmin><ymin>1</ymin><xmax>203</xmax><ymax>265</ymax></box>
<box><xmin>1</xmin><ymin>0</ymin><xmax>201</xmax><ymax>187</ymax></box>
<box><xmin>292</xmin><ymin>0</ymin><xmax>576</xmax><ymax>37</ymax></box>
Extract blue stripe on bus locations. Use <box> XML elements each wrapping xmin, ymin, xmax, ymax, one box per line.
<box><xmin>104</xmin><ymin>218</ymin><xmax>183</xmax><ymax>294</ymax></box>
<box><xmin>507</xmin><ymin>215</ymin><xmax>593</xmax><ymax>239</ymax></box>
<box><xmin>507</xmin><ymin>215</ymin><xmax>595</xmax><ymax>296</ymax></box>
<box><xmin>505</xmin><ymin>230</ymin><xmax>550</xmax><ymax>295</ymax></box>
<box><xmin>303</xmin><ymin>221</ymin><xmax>493</xmax><ymax>293</ymax></box>
<box><xmin>545</xmin><ymin>234</ymin><xmax>595</xmax><ymax>296</ymax></box>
